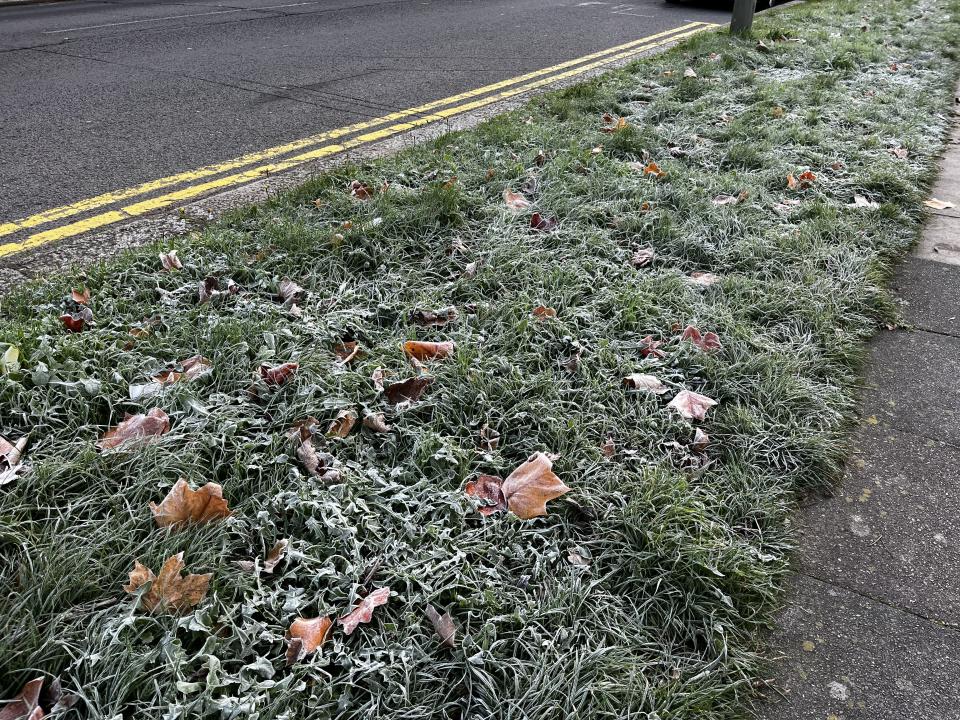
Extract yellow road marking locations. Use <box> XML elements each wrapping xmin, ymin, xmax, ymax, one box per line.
<box><xmin>0</xmin><ymin>23</ymin><xmax>715</xmax><ymax>257</ymax></box>
<box><xmin>0</xmin><ymin>22</ymin><xmax>708</xmax><ymax>242</ymax></box>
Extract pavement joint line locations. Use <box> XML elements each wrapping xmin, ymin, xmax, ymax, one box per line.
<box><xmin>792</xmin><ymin>569</ymin><xmax>960</xmax><ymax>633</ymax></box>
<box><xmin>0</xmin><ymin>21</ymin><xmax>709</xmax><ymax>244</ymax></box>
<box><xmin>0</xmin><ymin>23</ymin><xmax>715</xmax><ymax>257</ymax></box>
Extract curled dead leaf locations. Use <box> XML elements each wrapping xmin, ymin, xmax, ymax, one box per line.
<box><xmin>639</xmin><ymin>335</ymin><xmax>666</xmax><ymax>359</ymax></box>
<box><xmin>532</xmin><ymin>305</ymin><xmax>557</xmax><ymax>320</ymax></box>
<box><xmin>631</xmin><ymin>248</ymin><xmax>655</xmax><ymax>267</ymax></box>
<box><xmin>480</xmin><ymin>424</ymin><xmax>500</xmax><ymax>451</ymax></box>
<box><xmin>349</xmin><ymin>180</ymin><xmax>375</xmax><ymax>200</ymax></box>
<box><xmin>340</xmin><ymin>587</ymin><xmax>390</xmax><ymax>635</ymax></box>
<box><xmin>848</xmin><ymin>194</ymin><xmax>880</xmax><ymax>209</ymax></box>
<box><xmin>0</xmin><ymin>676</ymin><xmax>75</xmax><ymax>720</ymax></box>
<box><xmin>404</xmin><ymin>340</ymin><xmax>455</xmax><ymax>361</ymax></box>
<box><xmin>149</xmin><ymin>479</ymin><xmax>231</xmax><ymax>528</ymax></box>
<box><xmin>362</xmin><ymin>412</ymin><xmax>392</xmax><ymax>433</ymax></box>
<box><xmin>686</xmin><ymin>271</ymin><xmax>721</xmax><ymax>288</ymax></box>
<box><xmin>60</xmin><ymin>307</ymin><xmax>93</xmax><ymax>333</ymax></box>
<box><xmin>327</xmin><ymin>409</ymin><xmax>357</xmax><ymax>438</ymax></box>
<box><xmin>502</xmin><ymin>189</ymin><xmax>532</xmax><ymax>211</ymax></box>
<box><xmin>334</xmin><ymin>341</ymin><xmax>361</xmax><ymax>365</ymax></box>
<box><xmin>98</xmin><ymin>408</ymin><xmax>170</xmax><ymax>451</ymax></box>
<box><xmin>683</xmin><ymin>67</ymin><xmax>697</xmax><ymax>79</ymax></box>
<box><xmin>623</xmin><ymin>373</ymin><xmax>668</xmax><ymax>394</ymax></box>
<box><xmin>123</xmin><ymin>552</ymin><xmax>211</xmax><ymax>614</ymax></box>
<box><xmin>71</xmin><ymin>287</ymin><xmax>90</xmax><ymax>305</ymax></box>
<box><xmin>529</xmin><ymin>213</ymin><xmax>557</xmax><ymax>232</ymax></box>
<box><xmin>643</xmin><ymin>161</ymin><xmax>666</xmax><ymax>179</ymax></box>
<box><xmin>287</xmin><ymin>616</ymin><xmax>333</xmax><ymax>665</ymax></box>
<box><xmin>278</xmin><ymin>277</ymin><xmax>304</xmax><ymax>304</ymax></box>
<box><xmin>385</xmin><ymin>376</ymin><xmax>433</xmax><ymax>405</ymax></box>
<box><xmin>259</xmin><ymin>362</ymin><xmax>299</xmax><ymax>386</ymax></box>
<box><xmin>424</xmin><ymin>605</ymin><xmax>457</xmax><ymax>648</ymax></box>
<box><xmin>238</xmin><ymin>539</ymin><xmax>289</xmax><ymax>574</ymax></box>
<box><xmin>601</xmin><ymin>436</ymin><xmax>616</xmax><ymax>458</ymax></box>
<box><xmin>160</xmin><ymin>249</ymin><xmax>183</xmax><ymax>271</ymax></box>
<box><xmin>465</xmin><ymin>474</ymin><xmax>508</xmax><ymax>516</ymax></box>
<box><xmin>411</xmin><ymin>306</ymin><xmax>459</xmax><ymax>327</ymax></box>
<box><xmin>0</xmin><ymin>434</ymin><xmax>28</xmax><ymax>487</ymax></box>
<box><xmin>198</xmin><ymin>276</ymin><xmax>238</xmax><ymax>303</ymax></box>
<box><xmin>691</xmin><ymin>428</ymin><xmax>710</xmax><ymax>452</ymax></box>
<box><xmin>667</xmin><ymin>389</ymin><xmax>718</xmax><ymax>421</ymax></box>
<box><xmin>371</xmin><ymin>367</ymin><xmax>386</xmax><ymax>393</ymax></box>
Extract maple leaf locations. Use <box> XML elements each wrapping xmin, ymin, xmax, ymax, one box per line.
<box><xmin>123</xmin><ymin>552</ymin><xmax>211</xmax><ymax>614</ymax></box>
<box><xmin>340</xmin><ymin>587</ymin><xmax>390</xmax><ymax>635</ymax></box>
<box><xmin>385</xmin><ymin>376</ymin><xmax>433</xmax><ymax>405</ymax></box>
<box><xmin>404</xmin><ymin>340</ymin><xmax>455</xmax><ymax>361</ymax></box>
<box><xmin>667</xmin><ymin>389</ymin><xmax>717</xmax><ymax>421</ymax></box>
<box><xmin>502</xmin><ymin>189</ymin><xmax>532</xmax><ymax>210</ymax></box>
<box><xmin>686</xmin><ymin>271</ymin><xmax>721</xmax><ymax>288</ymax></box>
<box><xmin>424</xmin><ymin>605</ymin><xmax>457</xmax><ymax>648</ymax></box>
<box><xmin>623</xmin><ymin>373</ymin><xmax>668</xmax><ymax>394</ymax></box>
<box><xmin>0</xmin><ymin>434</ymin><xmax>28</xmax><ymax>487</ymax></box>
<box><xmin>530</xmin><ymin>213</ymin><xmax>558</xmax><ymax>232</ymax></box>
<box><xmin>237</xmin><ymin>539</ymin><xmax>289</xmax><ymax>574</ymax></box>
<box><xmin>501</xmin><ymin>452</ymin><xmax>570</xmax><ymax>519</ymax></box>
<box><xmin>639</xmin><ymin>335</ymin><xmax>666</xmax><ymax>359</ymax></box>
<box><xmin>98</xmin><ymin>408</ymin><xmax>170</xmax><ymax>451</ymax></box>
<box><xmin>680</xmin><ymin>326</ymin><xmax>722</xmax><ymax>351</ymax></box>
<box><xmin>71</xmin><ymin>287</ymin><xmax>90</xmax><ymax>305</ymax></box>
<box><xmin>411</xmin><ymin>306</ymin><xmax>459</xmax><ymax>327</ymax></box>
<box><xmin>631</xmin><ymin>248</ymin><xmax>655</xmax><ymax>267</ymax></box>
<box><xmin>362</xmin><ymin>412</ymin><xmax>392</xmax><ymax>433</ymax></box>
<box><xmin>464</xmin><ymin>474</ymin><xmax>508</xmax><ymax>516</ymax></box>
<box><xmin>287</xmin><ymin>616</ymin><xmax>333</xmax><ymax>665</ymax></box>
<box><xmin>259</xmin><ymin>362</ymin><xmax>299</xmax><ymax>386</ymax></box>
<box><xmin>643</xmin><ymin>162</ymin><xmax>666</xmax><ymax>179</ymax></box>
<box><xmin>532</xmin><ymin>305</ymin><xmax>557</xmax><ymax>320</ymax></box>
<box><xmin>149</xmin><ymin>479</ymin><xmax>232</xmax><ymax>529</ymax></box>
<box><xmin>160</xmin><ymin>249</ymin><xmax>183</xmax><ymax>271</ymax></box>
<box><xmin>327</xmin><ymin>409</ymin><xmax>357</xmax><ymax>438</ymax></box>
<box><xmin>278</xmin><ymin>277</ymin><xmax>304</xmax><ymax>304</ymax></box>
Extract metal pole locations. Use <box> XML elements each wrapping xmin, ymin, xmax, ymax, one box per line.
<box><xmin>730</xmin><ymin>0</ymin><xmax>757</xmax><ymax>33</ymax></box>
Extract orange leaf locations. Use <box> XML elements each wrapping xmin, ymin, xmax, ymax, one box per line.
<box><xmin>340</xmin><ymin>587</ymin><xmax>390</xmax><ymax>635</ymax></box>
<box><xmin>149</xmin><ymin>479</ymin><xmax>232</xmax><ymax>528</ymax></box>
<box><xmin>327</xmin><ymin>409</ymin><xmax>357</xmax><ymax>438</ymax></box>
<box><xmin>643</xmin><ymin>162</ymin><xmax>665</xmax><ymax>178</ymax></box>
<box><xmin>532</xmin><ymin>305</ymin><xmax>557</xmax><ymax>320</ymax></box>
<box><xmin>287</xmin><ymin>616</ymin><xmax>333</xmax><ymax>664</ymax></box>
<box><xmin>786</xmin><ymin>173</ymin><xmax>798</xmax><ymax>190</ymax></box>
<box><xmin>403</xmin><ymin>340</ymin><xmax>454</xmax><ymax>361</ymax></box>
<box><xmin>500</xmin><ymin>452</ymin><xmax>570</xmax><ymax>519</ymax></box>
<box><xmin>123</xmin><ymin>552</ymin><xmax>211</xmax><ymax>614</ymax></box>
<box><xmin>71</xmin><ymin>287</ymin><xmax>90</xmax><ymax>305</ymax></box>
<box><xmin>98</xmin><ymin>408</ymin><xmax>170</xmax><ymax>450</ymax></box>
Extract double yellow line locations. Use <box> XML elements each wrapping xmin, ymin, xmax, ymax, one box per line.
<box><xmin>0</xmin><ymin>22</ymin><xmax>715</xmax><ymax>258</ymax></box>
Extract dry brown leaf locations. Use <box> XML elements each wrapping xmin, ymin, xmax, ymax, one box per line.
<box><xmin>667</xmin><ymin>389</ymin><xmax>718</xmax><ymax>421</ymax></box>
<box><xmin>411</xmin><ymin>307</ymin><xmax>459</xmax><ymax>327</ymax></box>
<box><xmin>623</xmin><ymin>373</ymin><xmax>668</xmax><ymax>395</ymax></box>
<box><xmin>371</xmin><ymin>367</ymin><xmax>386</xmax><ymax>393</ymax></box>
<box><xmin>130</xmin><ymin>355</ymin><xmax>212</xmax><ymax>400</ymax></box>
<box><xmin>464</xmin><ymin>474</ymin><xmax>507</xmax><ymax>516</ymax></box>
<box><xmin>349</xmin><ymin>180</ymin><xmax>375</xmax><ymax>200</ymax></box>
<box><xmin>0</xmin><ymin>434</ymin><xmax>28</xmax><ymax>487</ymax></box>
<box><xmin>238</xmin><ymin>539</ymin><xmax>289</xmax><ymax>574</ymax></box>
<box><xmin>643</xmin><ymin>161</ymin><xmax>666</xmax><ymax>178</ymax></box>
<box><xmin>404</xmin><ymin>340</ymin><xmax>455</xmax><ymax>361</ymax></box>
<box><xmin>278</xmin><ymin>277</ymin><xmax>304</xmax><ymax>304</ymax></box>
<box><xmin>680</xmin><ymin>326</ymin><xmax>722</xmax><ymax>351</ymax></box>
<box><xmin>362</xmin><ymin>412</ymin><xmax>392</xmax><ymax>433</ymax></box>
<box><xmin>292</xmin><ymin>426</ymin><xmax>341</xmax><ymax>482</ymax></box>
<box><xmin>529</xmin><ymin>213</ymin><xmax>558</xmax><ymax>232</ymax></box>
<box><xmin>889</xmin><ymin>147</ymin><xmax>909</xmax><ymax>159</ymax></box>
<box><xmin>600</xmin><ymin>437</ymin><xmax>616</xmax><ymax>458</ymax></box>
<box><xmin>501</xmin><ymin>452</ymin><xmax>570</xmax><ymax>519</ymax></box>
<box><xmin>639</xmin><ymin>335</ymin><xmax>666</xmax><ymax>359</ymax></box>
<box><xmin>98</xmin><ymin>408</ymin><xmax>170</xmax><ymax>451</ymax></box>
<box><xmin>502</xmin><ymin>189</ymin><xmax>532</xmax><ymax>210</ymax></box>
<box><xmin>259</xmin><ymin>362</ymin><xmax>299</xmax><ymax>386</ymax></box>
<box><xmin>532</xmin><ymin>305</ymin><xmax>557</xmax><ymax>320</ymax></box>
<box><xmin>198</xmin><ymin>276</ymin><xmax>238</xmax><ymax>303</ymax></box>
<box><xmin>149</xmin><ymin>479</ymin><xmax>232</xmax><ymax>528</ymax></box>
<box><xmin>160</xmin><ymin>249</ymin><xmax>183</xmax><ymax>271</ymax></box>
<box><xmin>686</xmin><ymin>271</ymin><xmax>721</xmax><ymax>288</ymax></box>
<box><xmin>424</xmin><ymin>605</ymin><xmax>457</xmax><ymax>648</ymax></box>
<box><xmin>334</xmin><ymin>341</ymin><xmax>361</xmax><ymax>365</ymax></box>
<box><xmin>480</xmin><ymin>424</ymin><xmax>500</xmax><ymax>451</ymax></box>
<box><xmin>924</xmin><ymin>198</ymin><xmax>956</xmax><ymax>210</ymax></box>
<box><xmin>0</xmin><ymin>678</ymin><xmax>43</xmax><ymax>720</ymax></box>
<box><xmin>340</xmin><ymin>587</ymin><xmax>390</xmax><ymax>635</ymax></box>
<box><xmin>123</xmin><ymin>552</ymin><xmax>211</xmax><ymax>614</ymax></box>
<box><xmin>385</xmin><ymin>376</ymin><xmax>433</xmax><ymax>405</ymax></box>
<box><xmin>327</xmin><ymin>409</ymin><xmax>357</xmax><ymax>438</ymax></box>
<box><xmin>631</xmin><ymin>247</ymin><xmax>655</xmax><ymax>267</ymax></box>
<box><xmin>71</xmin><ymin>287</ymin><xmax>91</xmax><ymax>305</ymax></box>
<box><xmin>691</xmin><ymin>428</ymin><xmax>710</xmax><ymax>452</ymax></box>
<box><xmin>286</xmin><ymin>616</ymin><xmax>333</xmax><ymax>665</ymax></box>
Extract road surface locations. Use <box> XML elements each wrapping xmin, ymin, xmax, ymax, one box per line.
<box><xmin>0</xmin><ymin>0</ymin><xmax>730</xmax><ymax>262</ymax></box>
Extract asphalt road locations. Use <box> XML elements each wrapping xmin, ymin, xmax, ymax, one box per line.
<box><xmin>0</xmin><ymin>0</ymin><xmax>730</xmax><ymax>235</ymax></box>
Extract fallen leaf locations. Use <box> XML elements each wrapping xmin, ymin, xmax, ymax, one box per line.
<box><xmin>463</xmin><ymin>260</ymin><xmax>479</xmax><ymax>278</ymax></box>
<box><xmin>712</xmin><ymin>190</ymin><xmax>748</xmax><ymax>206</ymax></box>
<box><xmin>533</xmin><ymin>149</ymin><xmax>547</xmax><ymax>166</ymax></box>
<box><xmin>385</xmin><ymin>376</ymin><xmax>433</xmax><ymax>405</ymax></box>
<box><xmin>404</xmin><ymin>340</ymin><xmax>455</xmax><ymax>361</ymax></box>
<box><xmin>287</xmin><ymin>616</ymin><xmax>333</xmax><ymax>664</ymax></box>
<box><xmin>238</xmin><ymin>539</ymin><xmax>289</xmax><ymax>574</ymax></box>
<box><xmin>500</xmin><ymin>452</ymin><xmax>570</xmax><ymax>519</ymax></box>
<box><xmin>686</xmin><ymin>271</ymin><xmax>721</xmax><ymax>288</ymax></box>
<box><xmin>411</xmin><ymin>307</ymin><xmax>459</xmax><ymax>327</ymax></box>
<box><xmin>278</xmin><ymin>277</ymin><xmax>304</xmax><ymax>304</ymax></box>
<box><xmin>464</xmin><ymin>474</ymin><xmax>508</xmax><ymax>516</ymax></box>
<box><xmin>667</xmin><ymin>389</ymin><xmax>718</xmax><ymax>421</ymax></box>
<box><xmin>601</xmin><ymin>437</ymin><xmax>615</xmax><ymax>458</ymax></box>
<box><xmin>123</xmin><ymin>552</ymin><xmax>211</xmax><ymax>614</ymax></box>
<box><xmin>683</xmin><ymin>67</ymin><xmax>697</xmax><ymax>78</ymax></box>
<box><xmin>756</xmin><ymin>39</ymin><xmax>770</xmax><ymax>52</ymax></box>
<box><xmin>691</xmin><ymin>428</ymin><xmax>710</xmax><ymax>452</ymax></box>
<box><xmin>340</xmin><ymin>587</ymin><xmax>391</xmax><ymax>635</ymax></box>
<box><xmin>71</xmin><ymin>287</ymin><xmax>91</xmax><ymax>305</ymax></box>
<box><xmin>349</xmin><ymin>180</ymin><xmax>375</xmax><ymax>200</ymax></box>
<box><xmin>0</xmin><ymin>678</ymin><xmax>43</xmax><ymax>720</ymax></box>
<box><xmin>771</xmin><ymin>106</ymin><xmax>785</xmax><ymax>119</ymax></box>
<box><xmin>532</xmin><ymin>305</ymin><xmax>557</xmax><ymax>319</ymax></box>
<box><xmin>924</xmin><ymin>198</ymin><xmax>956</xmax><ymax>210</ymax></box>
<box><xmin>334</xmin><ymin>341</ymin><xmax>361</xmax><ymax>365</ymax></box>
<box><xmin>480</xmin><ymin>424</ymin><xmax>500</xmax><ymax>451</ymax></box>
<box><xmin>797</xmin><ymin>170</ymin><xmax>817</xmax><ymax>185</ymax></box>
<box><xmin>563</xmin><ymin>343</ymin><xmax>584</xmax><ymax>372</ymax></box>
<box><xmin>601</xmin><ymin>116</ymin><xmax>629</xmax><ymax>133</ymax></box>
<box><xmin>503</xmin><ymin>189</ymin><xmax>532</xmax><ymax>210</ymax></box>
<box><xmin>363</xmin><ymin>412</ymin><xmax>392</xmax><ymax>433</ymax></box>
<box><xmin>60</xmin><ymin>307</ymin><xmax>93</xmax><ymax>332</ymax></box>
<box><xmin>786</xmin><ymin>173</ymin><xmax>797</xmax><ymax>190</ymax></box>
<box><xmin>298</xmin><ymin>440</ymin><xmax>341</xmax><ymax>482</ymax></box>
<box><xmin>623</xmin><ymin>373</ymin><xmax>668</xmax><ymax>394</ymax></box>
<box><xmin>0</xmin><ymin>434</ymin><xmax>28</xmax><ymax>486</ymax></box>
<box><xmin>1</xmin><ymin>345</ymin><xmax>19</xmax><ymax>375</ymax></box>
<box><xmin>591</xmin><ymin>146</ymin><xmax>604</xmax><ymax>155</ymax></box>
<box><xmin>889</xmin><ymin>147</ymin><xmax>909</xmax><ymax>159</ymax></box>
<box><xmin>529</xmin><ymin>213</ymin><xmax>558</xmax><ymax>232</ymax></box>
<box><xmin>160</xmin><ymin>250</ymin><xmax>183</xmax><ymax>271</ymax></box>
<box><xmin>680</xmin><ymin>325</ymin><xmax>722</xmax><ymax>351</ymax></box>
<box><xmin>848</xmin><ymin>194</ymin><xmax>880</xmax><ymax>209</ymax></box>
<box><xmin>631</xmin><ymin>248</ymin><xmax>655</xmax><ymax>267</ymax></box>
<box><xmin>643</xmin><ymin>161</ymin><xmax>666</xmax><ymax>178</ymax></box>
<box><xmin>198</xmin><ymin>276</ymin><xmax>239</xmax><ymax>303</ymax></box>
<box><xmin>773</xmin><ymin>198</ymin><xmax>802</xmax><ymax>211</ymax></box>
<box><xmin>98</xmin><ymin>408</ymin><xmax>170</xmax><ymax>450</ymax></box>
<box><xmin>485</xmin><ymin>167</ymin><xmax>496</xmax><ymax>181</ymax></box>
<box><xmin>259</xmin><ymin>362</ymin><xmax>299</xmax><ymax>386</ymax></box>
<box><xmin>639</xmin><ymin>335</ymin><xmax>666</xmax><ymax>359</ymax></box>
<box><xmin>327</xmin><ymin>409</ymin><xmax>357</xmax><ymax>438</ymax></box>
<box><xmin>567</xmin><ymin>549</ymin><xmax>591</xmax><ymax>567</ymax></box>
<box><xmin>371</xmin><ymin>367</ymin><xmax>386</xmax><ymax>393</ymax></box>
<box><xmin>424</xmin><ymin>605</ymin><xmax>457</xmax><ymax>648</ymax></box>
<box><xmin>129</xmin><ymin>355</ymin><xmax>212</xmax><ymax>400</ymax></box>
<box><xmin>149</xmin><ymin>479</ymin><xmax>232</xmax><ymax>528</ymax></box>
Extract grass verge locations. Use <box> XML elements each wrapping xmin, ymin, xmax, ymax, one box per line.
<box><xmin>2</xmin><ymin>0</ymin><xmax>959</xmax><ymax>717</ymax></box>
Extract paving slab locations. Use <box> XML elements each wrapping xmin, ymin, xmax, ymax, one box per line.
<box><xmin>859</xmin><ymin>328</ymin><xmax>960</xmax><ymax>446</ymax></box>
<box><xmin>794</xmin><ymin>424</ymin><xmax>960</xmax><ymax>625</ymax></box>
<box><xmin>913</xmin><ymin>213</ymin><xmax>960</xmax><ymax>264</ymax></box>
<box><xmin>927</xmin><ymin>151</ymin><xmax>960</xmax><ymax>218</ymax></box>
<box><xmin>891</xmin><ymin>256</ymin><xmax>960</xmax><ymax>336</ymax></box>
<box><xmin>761</xmin><ymin>573</ymin><xmax>960</xmax><ymax>720</ymax></box>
